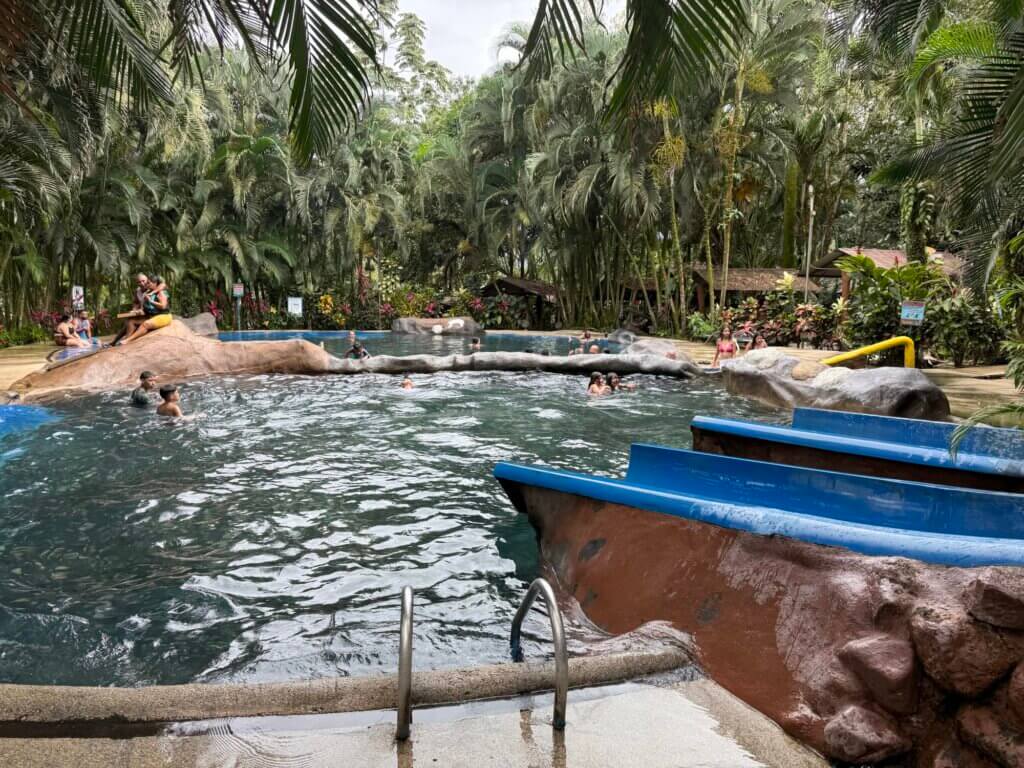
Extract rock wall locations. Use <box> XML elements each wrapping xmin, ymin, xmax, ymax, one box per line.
<box><xmin>13</xmin><ymin>321</ymin><xmax>337</xmax><ymax>400</ymax></box>
<box><xmin>513</xmin><ymin>484</ymin><xmax>1024</xmax><ymax>767</ymax></box>
<box><xmin>391</xmin><ymin>316</ymin><xmax>482</xmax><ymax>336</ymax></box>
<box><xmin>328</xmin><ymin>351</ymin><xmax>702</xmax><ymax>378</ymax></box>
<box><xmin>12</xmin><ymin>322</ymin><xmax>703</xmax><ymax>400</ymax></box>
<box><xmin>722</xmin><ymin>348</ymin><xmax>951</xmax><ymax>420</ymax></box>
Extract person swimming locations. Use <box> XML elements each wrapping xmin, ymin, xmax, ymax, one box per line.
<box><xmin>606</xmin><ymin>372</ymin><xmax>637</xmax><ymax>392</ymax></box>
<box><xmin>711</xmin><ymin>327</ymin><xmax>738</xmax><ymax>367</ymax></box>
<box><xmin>130</xmin><ymin>371</ymin><xmax>157</xmax><ymax>407</ymax></box>
<box><xmin>345</xmin><ymin>341</ymin><xmax>371</xmax><ymax>359</ymax></box>
<box><xmin>746</xmin><ymin>333</ymin><xmax>768</xmax><ymax>352</ymax></box>
<box><xmin>587</xmin><ymin>372</ymin><xmax>609</xmax><ymax>396</ymax></box>
<box><xmin>156</xmin><ymin>384</ymin><xmax>183</xmax><ymax>417</ymax></box>
<box><xmin>470</xmin><ymin>337</ymin><xmax>481</xmax><ymax>351</ymax></box>
<box><xmin>401</xmin><ymin>376</ymin><xmax>414</xmax><ymax>390</ymax></box>
<box><xmin>588</xmin><ymin>344</ymin><xmax>600</xmax><ymax>354</ymax></box>
<box><xmin>347</xmin><ymin>330</ymin><xmax>356</xmax><ymax>344</ymax></box>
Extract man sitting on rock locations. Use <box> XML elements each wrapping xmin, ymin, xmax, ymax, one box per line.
<box><xmin>122</xmin><ymin>276</ymin><xmax>172</xmax><ymax>345</ymax></box>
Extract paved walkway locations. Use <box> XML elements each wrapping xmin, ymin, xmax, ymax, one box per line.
<box><xmin>0</xmin><ymin>678</ymin><xmax>826</xmax><ymax>768</ymax></box>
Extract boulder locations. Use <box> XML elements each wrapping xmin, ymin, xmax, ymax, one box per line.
<box><xmin>622</xmin><ymin>337</ymin><xmax>680</xmax><ymax>358</ymax></box>
<box><xmin>178</xmin><ymin>312</ymin><xmax>220</xmax><ymax>338</ymax></box>
<box><xmin>966</xmin><ymin>569</ymin><xmax>1024</xmax><ymax>630</ymax></box>
<box><xmin>607</xmin><ymin>328</ymin><xmax>636</xmax><ymax>346</ymax></box>
<box><xmin>823</xmin><ymin>704</ymin><xmax>911</xmax><ymax>764</ymax></box>
<box><xmin>721</xmin><ymin>350</ymin><xmax>950</xmax><ymax>420</ymax></box>
<box><xmin>13</xmin><ymin>320</ymin><xmax>338</xmax><ymax>400</ymax></box>
<box><xmin>391</xmin><ymin>316</ymin><xmax>481</xmax><ymax>336</ymax></box>
<box><xmin>790</xmin><ymin>360</ymin><xmax>828</xmax><ymax>381</ymax></box>
<box><xmin>930</xmin><ymin>734</ymin><xmax>1002</xmax><ymax>768</ymax></box>
<box><xmin>837</xmin><ymin>634</ymin><xmax>918</xmax><ymax>714</ymax></box>
<box><xmin>1009</xmin><ymin>663</ymin><xmax>1024</xmax><ymax>723</ymax></box>
<box><xmin>958</xmin><ymin>704</ymin><xmax>1024</xmax><ymax>768</ymax></box>
<box><xmin>910</xmin><ymin>606</ymin><xmax>1023</xmax><ymax>697</ymax></box>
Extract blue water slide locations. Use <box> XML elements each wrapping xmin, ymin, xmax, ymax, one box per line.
<box><xmin>690</xmin><ymin>414</ymin><xmax>1023</xmax><ymax>478</ymax></box>
<box><xmin>494</xmin><ymin>445</ymin><xmax>1024</xmax><ymax>566</ymax></box>
<box><xmin>792</xmin><ymin>407</ymin><xmax>1024</xmax><ymax>460</ymax></box>
<box><xmin>0</xmin><ymin>404</ymin><xmax>58</xmax><ymax>440</ymax></box>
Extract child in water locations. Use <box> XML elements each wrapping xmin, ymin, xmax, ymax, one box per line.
<box><xmin>157</xmin><ymin>385</ymin><xmax>183</xmax><ymax>417</ymax></box>
<box><xmin>587</xmin><ymin>372</ymin><xmax>609</xmax><ymax>396</ymax></box>
<box><xmin>606</xmin><ymin>372</ymin><xmax>636</xmax><ymax>392</ymax></box>
<box><xmin>401</xmin><ymin>376</ymin><xmax>414</xmax><ymax>390</ymax></box>
<box><xmin>130</xmin><ymin>371</ymin><xmax>157</xmax><ymax>407</ymax></box>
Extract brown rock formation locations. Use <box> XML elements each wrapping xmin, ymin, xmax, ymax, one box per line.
<box><xmin>391</xmin><ymin>316</ymin><xmax>482</xmax><ymax>336</ymax></box>
<box><xmin>837</xmin><ymin>634</ymin><xmax>918</xmax><ymax>714</ymax></box>
<box><xmin>13</xmin><ymin>320</ymin><xmax>337</xmax><ymax>400</ymax></box>
<box><xmin>505</xmin><ymin>484</ymin><xmax>1024</xmax><ymax>764</ymax></box>
<box><xmin>911</xmin><ymin>606</ymin><xmax>1024</xmax><ymax>697</ymax></box>
<box><xmin>823</xmin><ymin>704</ymin><xmax>910</xmax><ymax>763</ymax></box>
<box><xmin>967</xmin><ymin>569</ymin><xmax>1024</xmax><ymax>630</ymax></box>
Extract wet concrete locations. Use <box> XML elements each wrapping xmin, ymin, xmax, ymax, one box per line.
<box><xmin>0</xmin><ymin>677</ymin><xmax>826</xmax><ymax>767</ymax></box>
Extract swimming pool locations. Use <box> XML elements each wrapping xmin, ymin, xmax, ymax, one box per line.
<box><xmin>0</xmin><ymin>336</ymin><xmax>776</xmax><ymax>686</ymax></box>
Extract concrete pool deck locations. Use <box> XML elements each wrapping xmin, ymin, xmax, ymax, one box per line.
<box><xmin>1</xmin><ymin>332</ymin><xmax>1019</xmax><ymax>421</ymax></box>
<box><xmin>0</xmin><ymin>676</ymin><xmax>826</xmax><ymax>768</ymax></box>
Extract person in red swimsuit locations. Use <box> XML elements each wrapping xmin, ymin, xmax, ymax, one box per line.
<box><xmin>711</xmin><ymin>327</ymin><xmax>738</xmax><ymax>367</ymax></box>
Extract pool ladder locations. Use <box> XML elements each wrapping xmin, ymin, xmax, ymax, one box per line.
<box><xmin>395</xmin><ymin>577</ymin><xmax>569</xmax><ymax>741</ymax></box>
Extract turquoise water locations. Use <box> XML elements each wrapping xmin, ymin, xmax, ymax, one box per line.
<box><xmin>0</xmin><ymin>339</ymin><xmax>776</xmax><ymax>686</ymax></box>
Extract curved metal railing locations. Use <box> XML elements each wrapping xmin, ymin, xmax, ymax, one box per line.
<box><xmin>509</xmin><ymin>577</ymin><xmax>569</xmax><ymax>730</ymax></box>
<box><xmin>396</xmin><ymin>586</ymin><xmax>413</xmax><ymax>741</ymax></box>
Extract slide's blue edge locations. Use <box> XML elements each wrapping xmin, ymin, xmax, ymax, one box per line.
<box><xmin>0</xmin><ymin>404</ymin><xmax>58</xmax><ymax>440</ymax></box>
<box><xmin>792</xmin><ymin>407</ymin><xmax>1024</xmax><ymax>460</ymax></box>
<box><xmin>493</xmin><ymin>461</ymin><xmax>1024</xmax><ymax>567</ymax></box>
<box><xmin>692</xmin><ymin>415</ymin><xmax>1023</xmax><ymax>478</ymax></box>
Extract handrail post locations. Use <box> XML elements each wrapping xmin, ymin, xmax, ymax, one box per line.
<box><xmin>396</xmin><ymin>586</ymin><xmax>413</xmax><ymax>741</ymax></box>
<box><xmin>510</xmin><ymin>578</ymin><xmax>569</xmax><ymax>730</ymax></box>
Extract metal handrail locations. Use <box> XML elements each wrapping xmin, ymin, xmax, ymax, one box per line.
<box><xmin>509</xmin><ymin>577</ymin><xmax>569</xmax><ymax>730</ymax></box>
<box><xmin>396</xmin><ymin>586</ymin><xmax>413</xmax><ymax>741</ymax></box>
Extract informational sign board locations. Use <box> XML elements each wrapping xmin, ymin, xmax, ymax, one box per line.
<box><xmin>287</xmin><ymin>296</ymin><xmax>303</xmax><ymax>316</ymax></box>
<box><xmin>71</xmin><ymin>285</ymin><xmax>85</xmax><ymax>310</ymax></box>
<box><xmin>232</xmin><ymin>282</ymin><xmax>245</xmax><ymax>298</ymax></box>
<box><xmin>900</xmin><ymin>300</ymin><xmax>926</xmax><ymax>326</ymax></box>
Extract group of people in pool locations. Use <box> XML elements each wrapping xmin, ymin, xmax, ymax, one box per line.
<box><xmin>587</xmin><ymin>371</ymin><xmax>636</xmax><ymax>396</ymax></box>
<box><xmin>129</xmin><ymin>370</ymin><xmax>183</xmax><ymax>417</ymax></box>
<box><xmin>710</xmin><ymin>327</ymin><xmax>768</xmax><ymax>367</ymax></box>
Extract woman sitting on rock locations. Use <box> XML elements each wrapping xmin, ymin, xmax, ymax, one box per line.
<box><xmin>54</xmin><ymin>314</ymin><xmax>90</xmax><ymax>348</ymax></box>
<box><xmin>122</xmin><ymin>276</ymin><xmax>171</xmax><ymax>344</ymax></box>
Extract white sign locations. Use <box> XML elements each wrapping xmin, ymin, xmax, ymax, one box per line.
<box><xmin>287</xmin><ymin>297</ymin><xmax>303</xmax><ymax>316</ymax></box>
<box><xmin>232</xmin><ymin>282</ymin><xmax>244</xmax><ymax>298</ymax></box>
<box><xmin>900</xmin><ymin>300</ymin><xmax>926</xmax><ymax>326</ymax></box>
<box><xmin>71</xmin><ymin>285</ymin><xmax>85</xmax><ymax>310</ymax></box>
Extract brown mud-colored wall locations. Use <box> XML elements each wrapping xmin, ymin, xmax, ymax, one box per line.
<box><xmin>506</xmin><ymin>483</ymin><xmax>1024</xmax><ymax>767</ymax></box>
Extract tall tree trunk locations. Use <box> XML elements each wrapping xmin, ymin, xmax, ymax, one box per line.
<box><xmin>661</xmin><ymin>110</ymin><xmax>688</xmax><ymax>335</ymax></box>
<box><xmin>718</xmin><ymin>63</ymin><xmax>746</xmax><ymax>310</ymax></box>
<box><xmin>781</xmin><ymin>160</ymin><xmax>799</xmax><ymax>268</ymax></box>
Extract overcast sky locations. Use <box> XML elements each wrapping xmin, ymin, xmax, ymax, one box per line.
<box><xmin>397</xmin><ymin>0</ymin><xmax>625</xmax><ymax>78</ymax></box>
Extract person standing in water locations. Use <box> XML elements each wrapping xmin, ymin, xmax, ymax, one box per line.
<box><xmin>401</xmin><ymin>376</ymin><xmax>414</xmax><ymax>389</ymax></box>
<box><xmin>156</xmin><ymin>385</ymin><xmax>183</xmax><ymax>417</ymax></box>
<box><xmin>345</xmin><ymin>341</ymin><xmax>370</xmax><ymax>359</ymax></box>
<box><xmin>130</xmin><ymin>371</ymin><xmax>158</xmax><ymax>407</ymax></box>
<box><xmin>587</xmin><ymin>372</ymin><xmax>609</xmax><ymax>396</ymax></box>
<box><xmin>711</xmin><ymin>328</ymin><xmax>738</xmax><ymax>367</ymax></box>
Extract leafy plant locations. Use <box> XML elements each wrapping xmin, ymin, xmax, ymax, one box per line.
<box><xmin>927</xmin><ymin>290</ymin><xmax>1004</xmax><ymax>367</ymax></box>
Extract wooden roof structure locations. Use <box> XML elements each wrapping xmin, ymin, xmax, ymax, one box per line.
<box><xmin>692</xmin><ymin>267</ymin><xmax>820</xmax><ymax>294</ymax></box>
<box><xmin>481</xmin><ymin>276</ymin><xmax>559</xmax><ymax>302</ymax></box>
<box><xmin>814</xmin><ymin>247</ymin><xmax>962</xmax><ymax>277</ymax></box>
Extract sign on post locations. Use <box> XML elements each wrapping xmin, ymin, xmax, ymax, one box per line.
<box><xmin>71</xmin><ymin>285</ymin><xmax>85</xmax><ymax>310</ymax></box>
<box><xmin>287</xmin><ymin>297</ymin><xmax>303</xmax><ymax>316</ymax></box>
<box><xmin>232</xmin><ymin>282</ymin><xmax>245</xmax><ymax>298</ymax></box>
<box><xmin>900</xmin><ymin>300</ymin><xmax>926</xmax><ymax>326</ymax></box>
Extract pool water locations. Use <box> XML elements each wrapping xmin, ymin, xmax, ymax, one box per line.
<box><xmin>0</xmin><ymin>340</ymin><xmax>777</xmax><ymax>686</ymax></box>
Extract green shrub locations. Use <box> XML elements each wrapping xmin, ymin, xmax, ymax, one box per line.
<box><xmin>0</xmin><ymin>325</ymin><xmax>50</xmax><ymax>348</ymax></box>
<box><xmin>927</xmin><ymin>291</ymin><xmax>1005</xmax><ymax>367</ymax></box>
